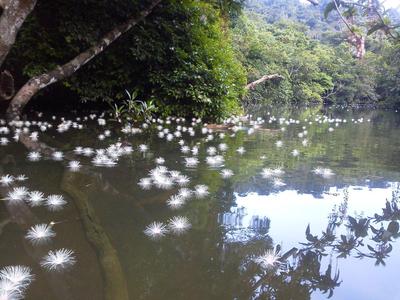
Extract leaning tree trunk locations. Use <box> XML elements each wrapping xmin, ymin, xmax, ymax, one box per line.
<box><xmin>6</xmin><ymin>0</ymin><xmax>162</xmax><ymax>119</ymax></box>
<box><xmin>0</xmin><ymin>0</ymin><xmax>37</xmax><ymax>68</ymax></box>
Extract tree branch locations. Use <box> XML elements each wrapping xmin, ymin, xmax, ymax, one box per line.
<box><xmin>305</xmin><ymin>0</ymin><xmax>320</xmax><ymax>6</ymax></box>
<box><xmin>332</xmin><ymin>0</ymin><xmax>356</xmax><ymax>36</ymax></box>
<box><xmin>0</xmin><ymin>0</ymin><xmax>37</xmax><ymax>68</ymax></box>
<box><xmin>245</xmin><ymin>74</ymin><xmax>284</xmax><ymax>90</ymax></box>
<box><xmin>6</xmin><ymin>0</ymin><xmax>162</xmax><ymax>119</ymax></box>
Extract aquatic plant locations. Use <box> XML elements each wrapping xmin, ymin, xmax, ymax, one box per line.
<box><xmin>167</xmin><ymin>195</ymin><xmax>185</xmax><ymax>210</ymax></box>
<box><xmin>0</xmin><ymin>175</ymin><xmax>14</xmax><ymax>186</ymax></box>
<box><xmin>0</xmin><ymin>265</ymin><xmax>34</xmax><ymax>288</ymax></box>
<box><xmin>168</xmin><ymin>216</ymin><xmax>191</xmax><ymax>235</ymax></box>
<box><xmin>52</xmin><ymin>151</ymin><xmax>64</xmax><ymax>161</ymax></box>
<box><xmin>144</xmin><ymin>222</ymin><xmax>168</xmax><ymax>239</ymax></box>
<box><xmin>68</xmin><ymin>161</ymin><xmax>81</xmax><ymax>171</ymax></box>
<box><xmin>0</xmin><ymin>265</ymin><xmax>33</xmax><ymax>299</ymax></box>
<box><xmin>221</xmin><ymin>169</ymin><xmax>234</xmax><ymax>178</ymax></box>
<box><xmin>27</xmin><ymin>191</ymin><xmax>45</xmax><ymax>207</ymax></box>
<box><xmin>185</xmin><ymin>157</ymin><xmax>199</xmax><ymax>168</ymax></box>
<box><xmin>236</xmin><ymin>147</ymin><xmax>246</xmax><ymax>154</ymax></box>
<box><xmin>26</xmin><ymin>224</ymin><xmax>56</xmax><ymax>245</ymax></box>
<box><xmin>5</xmin><ymin>187</ymin><xmax>29</xmax><ymax>203</ymax></box>
<box><xmin>27</xmin><ymin>151</ymin><xmax>41</xmax><ymax>161</ymax></box>
<box><xmin>41</xmin><ymin>249</ymin><xmax>76</xmax><ymax>271</ymax></box>
<box><xmin>194</xmin><ymin>185</ymin><xmax>209</xmax><ymax>198</ymax></box>
<box><xmin>46</xmin><ymin>195</ymin><xmax>67</xmax><ymax>211</ymax></box>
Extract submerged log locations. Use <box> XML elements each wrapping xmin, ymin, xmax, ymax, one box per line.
<box><xmin>61</xmin><ymin>172</ymin><xmax>129</xmax><ymax>300</ymax></box>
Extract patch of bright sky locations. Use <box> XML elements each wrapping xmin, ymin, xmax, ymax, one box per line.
<box><xmin>383</xmin><ymin>0</ymin><xmax>400</xmax><ymax>9</ymax></box>
<box><xmin>299</xmin><ymin>0</ymin><xmax>399</xmax><ymax>9</ymax></box>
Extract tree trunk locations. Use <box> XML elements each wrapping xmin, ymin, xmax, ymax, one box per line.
<box><xmin>7</xmin><ymin>0</ymin><xmax>162</xmax><ymax>119</ymax></box>
<box><xmin>0</xmin><ymin>0</ymin><xmax>37</xmax><ymax>68</ymax></box>
<box><xmin>245</xmin><ymin>74</ymin><xmax>284</xmax><ymax>90</ymax></box>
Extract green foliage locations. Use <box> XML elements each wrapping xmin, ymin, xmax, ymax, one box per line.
<box><xmin>233</xmin><ymin>15</ymin><xmax>338</xmax><ymax>105</ymax></box>
<box><xmin>109</xmin><ymin>90</ymin><xmax>157</xmax><ymax>122</ymax></box>
<box><xmin>375</xmin><ymin>42</ymin><xmax>400</xmax><ymax>107</ymax></box>
<box><xmin>5</xmin><ymin>0</ymin><xmax>246</xmax><ymax>121</ymax></box>
<box><xmin>236</xmin><ymin>0</ymin><xmax>400</xmax><ymax>108</ymax></box>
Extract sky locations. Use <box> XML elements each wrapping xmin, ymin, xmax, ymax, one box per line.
<box><xmin>383</xmin><ymin>0</ymin><xmax>400</xmax><ymax>9</ymax></box>
<box><xmin>298</xmin><ymin>0</ymin><xmax>400</xmax><ymax>10</ymax></box>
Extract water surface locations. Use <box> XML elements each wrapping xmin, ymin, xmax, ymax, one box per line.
<box><xmin>1</xmin><ymin>108</ymin><xmax>400</xmax><ymax>299</ymax></box>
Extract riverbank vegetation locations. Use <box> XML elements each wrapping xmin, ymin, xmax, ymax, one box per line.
<box><xmin>0</xmin><ymin>0</ymin><xmax>399</xmax><ymax>120</ymax></box>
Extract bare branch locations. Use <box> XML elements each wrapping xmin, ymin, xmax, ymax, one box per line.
<box><xmin>305</xmin><ymin>0</ymin><xmax>320</xmax><ymax>6</ymax></box>
<box><xmin>245</xmin><ymin>74</ymin><xmax>284</xmax><ymax>90</ymax></box>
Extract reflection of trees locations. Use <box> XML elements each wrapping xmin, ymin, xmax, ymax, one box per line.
<box><xmin>219</xmin><ymin>187</ymin><xmax>400</xmax><ymax>299</ymax></box>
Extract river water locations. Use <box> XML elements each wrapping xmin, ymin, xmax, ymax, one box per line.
<box><xmin>0</xmin><ymin>107</ymin><xmax>399</xmax><ymax>299</ymax></box>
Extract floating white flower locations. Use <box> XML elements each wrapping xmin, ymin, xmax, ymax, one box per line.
<box><xmin>144</xmin><ymin>222</ymin><xmax>168</xmax><ymax>239</ymax></box>
<box><xmin>27</xmin><ymin>151</ymin><xmax>41</xmax><ymax>161</ymax></box>
<box><xmin>155</xmin><ymin>157</ymin><xmax>165</xmax><ymax>164</ymax></box>
<box><xmin>167</xmin><ymin>195</ymin><xmax>185</xmax><ymax>209</ymax></box>
<box><xmin>206</xmin><ymin>155</ymin><xmax>224</xmax><ymax>167</ymax></box>
<box><xmin>0</xmin><ymin>175</ymin><xmax>14</xmax><ymax>186</ymax></box>
<box><xmin>185</xmin><ymin>157</ymin><xmax>199</xmax><ymax>168</ymax></box>
<box><xmin>176</xmin><ymin>175</ymin><xmax>190</xmax><ymax>186</ymax></box>
<box><xmin>92</xmin><ymin>155</ymin><xmax>117</xmax><ymax>167</ymax></box>
<box><xmin>194</xmin><ymin>185</ymin><xmax>209</xmax><ymax>198</ymax></box>
<box><xmin>26</xmin><ymin>224</ymin><xmax>56</xmax><ymax>245</ymax></box>
<box><xmin>169</xmin><ymin>171</ymin><xmax>181</xmax><ymax>179</ymax></box>
<box><xmin>218</xmin><ymin>143</ymin><xmax>228</xmax><ymax>151</ymax></box>
<box><xmin>180</xmin><ymin>145</ymin><xmax>190</xmax><ymax>154</ymax></box>
<box><xmin>236</xmin><ymin>147</ymin><xmax>246</xmax><ymax>155</ymax></box>
<box><xmin>5</xmin><ymin>187</ymin><xmax>28</xmax><ymax>202</ymax></box>
<box><xmin>0</xmin><ymin>279</ymin><xmax>24</xmax><ymax>300</ymax></box>
<box><xmin>46</xmin><ymin>195</ymin><xmax>66</xmax><ymax>211</ymax></box>
<box><xmin>177</xmin><ymin>188</ymin><xmax>192</xmax><ymax>200</ymax></box>
<box><xmin>207</xmin><ymin>147</ymin><xmax>217</xmax><ymax>156</ymax></box>
<box><xmin>291</xmin><ymin>149</ymin><xmax>300</xmax><ymax>157</ymax></box>
<box><xmin>27</xmin><ymin>191</ymin><xmax>45</xmax><ymax>207</ymax></box>
<box><xmin>0</xmin><ymin>137</ymin><xmax>9</xmax><ymax>146</ymax></box>
<box><xmin>0</xmin><ymin>266</ymin><xmax>34</xmax><ymax>294</ymax></box>
<box><xmin>153</xmin><ymin>175</ymin><xmax>173</xmax><ymax>190</ymax></box>
<box><xmin>16</xmin><ymin>175</ymin><xmax>28</xmax><ymax>181</ymax></box>
<box><xmin>68</xmin><ymin>160</ymin><xmax>81</xmax><ymax>171</ymax></box>
<box><xmin>82</xmin><ymin>147</ymin><xmax>94</xmax><ymax>156</ymax></box>
<box><xmin>221</xmin><ymin>169</ymin><xmax>234</xmax><ymax>178</ymax></box>
<box><xmin>168</xmin><ymin>216</ymin><xmax>191</xmax><ymax>235</ymax></box>
<box><xmin>138</xmin><ymin>177</ymin><xmax>152</xmax><ymax>190</ymax></box>
<box><xmin>41</xmin><ymin>249</ymin><xmax>76</xmax><ymax>271</ymax></box>
<box><xmin>138</xmin><ymin>144</ymin><xmax>148</xmax><ymax>152</ymax></box>
<box><xmin>275</xmin><ymin>140</ymin><xmax>283</xmax><ymax>148</ymax></box>
<box><xmin>73</xmin><ymin>147</ymin><xmax>83</xmax><ymax>154</ymax></box>
<box><xmin>52</xmin><ymin>151</ymin><xmax>64</xmax><ymax>161</ymax></box>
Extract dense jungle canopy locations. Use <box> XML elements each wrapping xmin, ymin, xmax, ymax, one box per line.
<box><xmin>0</xmin><ymin>0</ymin><xmax>399</xmax><ymax>121</ymax></box>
